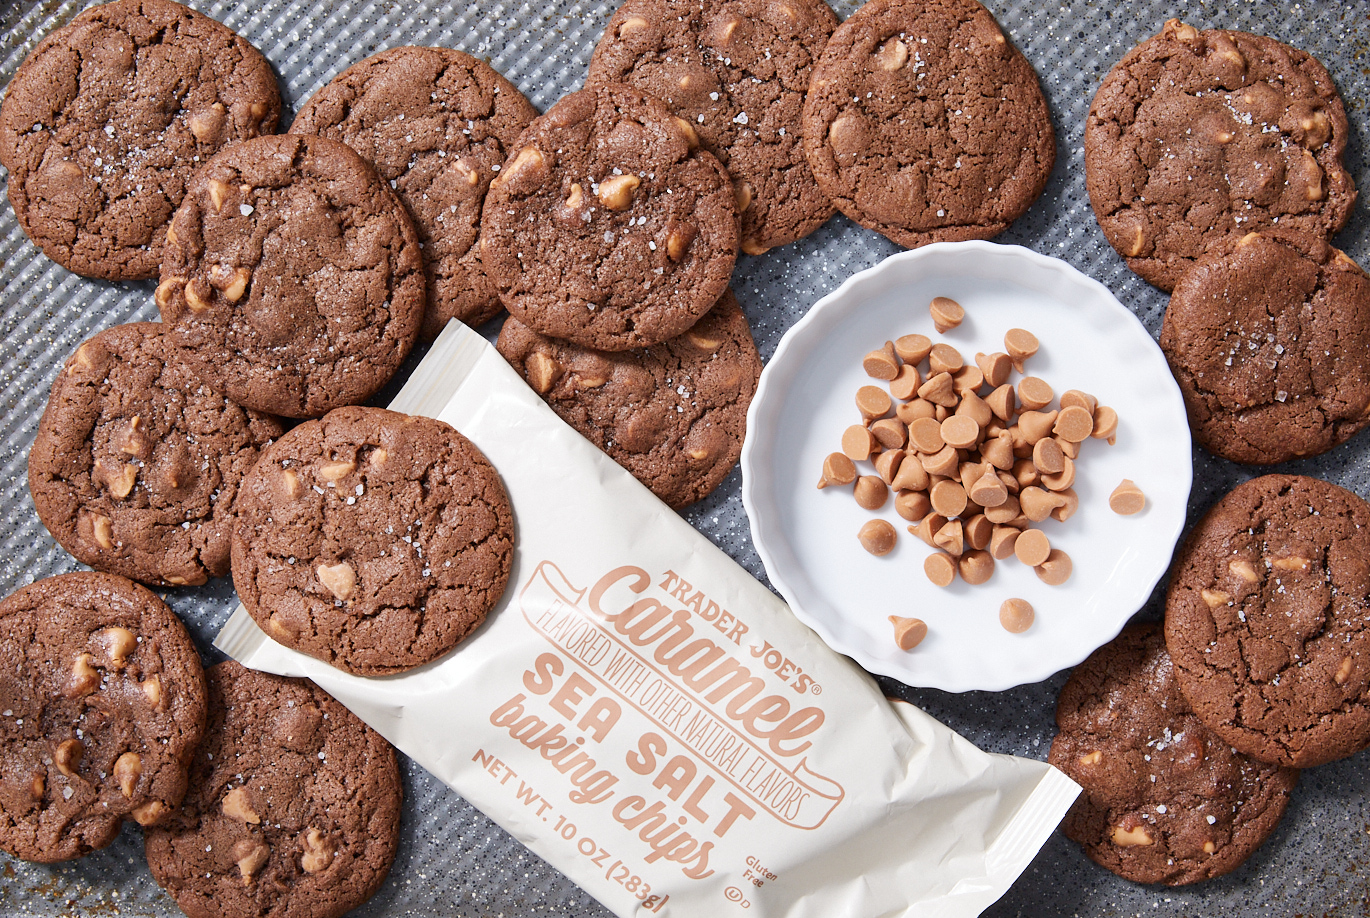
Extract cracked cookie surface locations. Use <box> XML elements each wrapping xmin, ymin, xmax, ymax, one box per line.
<box><xmin>0</xmin><ymin>572</ymin><xmax>208</xmax><ymax>862</ymax></box>
<box><xmin>480</xmin><ymin>82</ymin><xmax>738</xmax><ymax>351</ymax></box>
<box><xmin>290</xmin><ymin>46</ymin><xmax>538</xmax><ymax>340</ymax></box>
<box><xmin>800</xmin><ymin>0</ymin><xmax>1054</xmax><ymax>249</ymax></box>
<box><xmin>1085</xmin><ymin>19</ymin><xmax>1355</xmax><ymax>292</ymax></box>
<box><xmin>145</xmin><ymin>661</ymin><xmax>401</xmax><ymax>918</ymax></box>
<box><xmin>497</xmin><ymin>289</ymin><xmax>760</xmax><ymax>508</ymax></box>
<box><xmin>1049</xmin><ymin>624</ymin><xmax>1297</xmax><ymax>886</ymax></box>
<box><xmin>1165</xmin><ymin>474</ymin><xmax>1370</xmax><ymax>768</ymax></box>
<box><xmin>0</xmin><ymin>0</ymin><xmax>280</xmax><ymax>281</ymax></box>
<box><xmin>157</xmin><ymin>133</ymin><xmax>425</xmax><ymax>418</ymax></box>
<box><xmin>1160</xmin><ymin>230</ymin><xmax>1370</xmax><ymax>465</ymax></box>
<box><xmin>587</xmin><ymin>0</ymin><xmax>837</xmax><ymax>255</ymax></box>
<box><xmin>30</xmin><ymin>322</ymin><xmax>284</xmax><ymax>587</ymax></box>
<box><xmin>232</xmin><ymin>406</ymin><xmax>513</xmax><ymax>675</ymax></box>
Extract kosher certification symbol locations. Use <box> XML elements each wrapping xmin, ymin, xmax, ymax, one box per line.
<box><xmin>724</xmin><ymin>886</ymin><xmax>750</xmax><ymax>908</ymax></box>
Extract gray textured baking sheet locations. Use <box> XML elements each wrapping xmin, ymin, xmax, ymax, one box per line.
<box><xmin>2</xmin><ymin>0</ymin><xmax>1370</xmax><ymax>915</ymax></box>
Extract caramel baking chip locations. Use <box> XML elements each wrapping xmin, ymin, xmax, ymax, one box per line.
<box><xmin>1109</xmin><ymin>479</ymin><xmax>1146</xmax><ymax>515</ymax></box>
<box><xmin>888</xmin><ymin>615</ymin><xmax>928</xmax><ymax>650</ymax></box>
<box><xmin>930</xmin><ymin>297</ymin><xmax>964</xmax><ymax>333</ymax></box>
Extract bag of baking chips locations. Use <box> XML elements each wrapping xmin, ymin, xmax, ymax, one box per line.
<box><xmin>216</xmin><ymin>321</ymin><xmax>1079</xmax><ymax>917</ymax></box>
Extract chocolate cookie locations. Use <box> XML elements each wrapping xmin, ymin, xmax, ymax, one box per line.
<box><xmin>231</xmin><ymin>407</ymin><xmax>514</xmax><ymax>675</ymax></box>
<box><xmin>480</xmin><ymin>82</ymin><xmax>739</xmax><ymax>351</ymax></box>
<box><xmin>801</xmin><ymin>0</ymin><xmax>1055</xmax><ymax>249</ymax></box>
<box><xmin>0</xmin><ymin>572</ymin><xmax>208</xmax><ymax>862</ymax></box>
<box><xmin>145</xmin><ymin>661</ymin><xmax>401</xmax><ymax>918</ymax></box>
<box><xmin>29</xmin><ymin>323</ymin><xmax>284</xmax><ymax>587</ymax></box>
<box><xmin>497</xmin><ymin>289</ymin><xmax>761</xmax><ymax>508</ymax></box>
<box><xmin>1085</xmin><ymin>19</ymin><xmax>1355</xmax><ymax>292</ymax></box>
<box><xmin>156</xmin><ymin>133</ymin><xmax>425</xmax><ymax>418</ymax></box>
<box><xmin>1160</xmin><ymin>230</ymin><xmax>1370</xmax><ymax>465</ymax></box>
<box><xmin>587</xmin><ymin>0</ymin><xmax>837</xmax><ymax>255</ymax></box>
<box><xmin>1166</xmin><ymin>474</ymin><xmax>1370</xmax><ymax>768</ymax></box>
<box><xmin>1048</xmin><ymin>625</ymin><xmax>1298</xmax><ymax>886</ymax></box>
<box><xmin>0</xmin><ymin>0</ymin><xmax>280</xmax><ymax>281</ymax></box>
<box><xmin>290</xmin><ymin>47</ymin><xmax>538</xmax><ymax>340</ymax></box>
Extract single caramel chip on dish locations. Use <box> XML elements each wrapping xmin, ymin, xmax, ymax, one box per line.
<box><xmin>930</xmin><ymin>296</ymin><xmax>964</xmax><ymax>333</ymax></box>
<box><xmin>888</xmin><ymin>615</ymin><xmax>928</xmax><ymax>651</ymax></box>
<box><xmin>841</xmin><ymin>424</ymin><xmax>876</xmax><ymax>460</ymax></box>
<box><xmin>928</xmin><ymin>343</ymin><xmax>964</xmax><ymax>375</ymax></box>
<box><xmin>856</xmin><ymin>385</ymin><xmax>893</xmax><ymax>419</ymax></box>
<box><xmin>1092</xmin><ymin>405</ymin><xmax>1119</xmax><ymax>444</ymax></box>
<box><xmin>871</xmin><ymin>417</ymin><xmax>908</xmax><ymax>449</ymax></box>
<box><xmin>853</xmin><ymin>475</ymin><xmax>888</xmax><ymax>510</ymax></box>
<box><xmin>1054</xmin><ymin>406</ymin><xmax>1095</xmax><ymax>442</ymax></box>
<box><xmin>1017</xmin><ymin>376</ymin><xmax>1053</xmax><ymax>411</ymax></box>
<box><xmin>1014</xmin><ymin>528</ymin><xmax>1051</xmax><ymax>567</ymax></box>
<box><xmin>1109</xmin><ymin>479</ymin><xmax>1146</xmax><ymax>514</ymax></box>
<box><xmin>872</xmin><ymin>448</ymin><xmax>904</xmax><ymax>485</ymax></box>
<box><xmin>958</xmin><ymin>549</ymin><xmax>994</xmax><ymax>585</ymax></box>
<box><xmin>976</xmin><ymin>352</ymin><xmax>1012</xmax><ymax>388</ymax></box>
<box><xmin>999</xmin><ymin>598</ymin><xmax>1034</xmax><ymax>633</ymax></box>
<box><xmin>864</xmin><ymin>341</ymin><xmax>900</xmax><ymax>380</ymax></box>
<box><xmin>889</xmin><ymin>364</ymin><xmax>921</xmax><ymax>400</ymax></box>
<box><xmin>818</xmin><ymin>452</ymin><xmax>857</xmax><ymax>489</ymax></box>
<box><xmin>924</xmin><ymin>551</ymin><xmax>957</xmax><ymax>587</ymax></box>
<box><xmin>894</xmin><ymin>334</ymin><xmax>933</xmax><ymax>364</ymax></box>
<box><xmin>1035</xmin><ymin>549</ymin><xmax>1073</xmax><ymax>585</ymax></box>
<box><xmin>895</xmin><ymin>489</ymin><xmax>932</xmax><ymax>522</ymax></box>
<box><xmin>1004</xmin><ymin>328</ymin><xmax>1038</xmax><ymax>372</ymax></box>
<box><xmin>859</xmin><ymin>519</ymin><xmax>898</xmax><ymax>556</ymax></box>
<box><xmin>929</xmin><ymin>479</ymin><xmax>968</xmax><ymax>518</ymax></box>
<box><xmin>909</xmin><ymin>417</ymin><xmax>945</xmax><ymax>454</ymax></box>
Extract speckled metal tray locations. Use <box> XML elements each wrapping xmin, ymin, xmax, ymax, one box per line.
<box><xmin>2</xmin><ymin>0</ymin><xmax>1370</xmax><ymax>915</ymax></box>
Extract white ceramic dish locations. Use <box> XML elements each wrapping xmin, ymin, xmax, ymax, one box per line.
<box><xmin>741</xmin><ymin>242</ymin><xmax>1193</xmax><ymax>692</ymax></box>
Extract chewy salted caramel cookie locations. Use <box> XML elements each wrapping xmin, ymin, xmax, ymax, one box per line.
<box><xmin>1160</xmin><ymin>230</ymin><xmax>1370</xmax><ymax>465</ymax></box>
<box><xmin>232</xmin><ymin>407</ymin><xmax>513</xmax><ymax>675</ymax></box>
<box><xmin>145</xmin><ymin>661</ymin><xmax>401</xmax><ymax>918</ymax></box>
<box><xmin>1085</xmin><ymin>19</ymin><xmax>1355</xmax><ymax>292</ymax></box>
<box><xmin>0</xmin><ymin>572</ymin><xmax>208</xmax><ymax>862</ymax></box>
<box><xmin>290</xmin><ymin>47</ymin><xmax>538</xmax><ymax>340</ymax></box>
<box><xmin>156</xmin><ymin>134</ymin><xmax>425</xmax><ymax>418</ymax></box>
<box><xmin>1049</xmin><ymin>625</ymin><xmax>1297</xmax><ymax>886</ymax></box>
<box><xmin>801</xmin><ymin>0</ymin><xmax>1054</xmax><ymax>249</ymax></box>
<box><xmin>0</xmin><ymin>0</ymin><xmax>280</xmax><ymax>281</ymax></box>
<box><xmin>587</xmin><ymin>0</ymin><xmax>838</xmax><ymax>255</ymax></box>
<box><xmin>480</xmin><ymin>82</ymin><xmax>739</xmax><ymax>351</ymax></box>
<box><xmin>30</xmin><ymin>323</ymin><xmax>284</xmax><ymax>587</ymax></box>
<box><xmin>1166</xmin><ymin>475</ymin><xmax>1370</xmax><ymax>768</ymax></box>
<box><xmin>497</xmin><ymin>288</ymin><xmax>761</xmax><ymax>508</ymax></box>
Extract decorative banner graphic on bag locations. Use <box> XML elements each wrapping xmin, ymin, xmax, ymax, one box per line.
<box><xmin>518</xmin><ymin>560</ymin><xmax>846</xmax><ymax>832</ymax></box>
